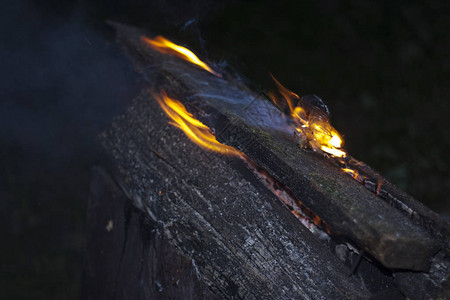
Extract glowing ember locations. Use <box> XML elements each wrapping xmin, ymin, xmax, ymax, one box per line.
<box><xmin>376</xmin><ymin>179</ymin><xmax>383</xmax><ymax>196</ymax></box>
<box><xmin>154</xmin><ymin>91</ymin><xmax>240</xmax><ymax>156</ymax></box>
<box><xmin>269</xmin><ymin>75</ymin><xmax>346</xmax><ymax>158</ymax></box>
<box><xmin>141</xmin><ymin>35</ymin><xmax>220</xmax><ymax>77</ymax></box>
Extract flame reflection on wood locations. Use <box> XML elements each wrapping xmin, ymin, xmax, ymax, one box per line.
<box><xmin>141</xmin><ymin>35</ymin><xmax>220</xmax><ymax>77</ymax></box>
<box><xmin>154</xmin><ymin>91</ymin><xmax>241</xmax><ymax>156</ymax></box>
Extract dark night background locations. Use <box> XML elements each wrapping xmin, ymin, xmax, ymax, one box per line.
<box><xmin>1</xmin><ymin>0</ymin><xmax>449</xmax><ymax>298</ymax></box>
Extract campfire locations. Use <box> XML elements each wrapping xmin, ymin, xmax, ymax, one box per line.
<box><xmin>143</xmin><ymin>34</ymin><xmax>381</xmax><ymax>203</ymax></box>
<box><xmin>143</xmin><ymin>34</ymin><xmax>345</xmax><ymax>158</ymax></box>
<box><xmin>86</xmin><ymin>23</ymin><xmax>450</xmax><ymax>300</ymax></box>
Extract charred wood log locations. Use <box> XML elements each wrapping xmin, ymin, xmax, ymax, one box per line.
<box><xmin>94</xmin><ymin>89</ymin><xmax>375</xmax><ymax>299</ymax></box>
<box><xmin>84</xmin><ymin>22</ymin><xmax>450</xmax><ymax>299</ymax></box>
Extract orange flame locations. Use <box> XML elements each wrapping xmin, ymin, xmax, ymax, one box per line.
<box><xmin>141</xmin><ymin>35</ymin><xmax>220</xmax><ymax>77</ymax></box>
<box><xmin>269</xmin><ymin>75</ymin><xmax>346</xmax><ymax>158</ymax></box>
<box><xmin>154</xmin><ymin>91</ymin><xmax>240</xmax><ymax>156</ymax></box>
<box><xmin>342</xmin><ymin>168</ymin><xmax>367</xmax><ymax>182</ymax></box>
<box><xmin>376</xmin><ymin>179</ymin><xmax>383</xmax><ymax>196</ymax></box>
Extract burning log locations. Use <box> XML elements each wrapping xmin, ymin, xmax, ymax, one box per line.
<box><xmin>84</xmin><ymin>22</ymin><xmax>450</xmax><ymax>299</ymax></box>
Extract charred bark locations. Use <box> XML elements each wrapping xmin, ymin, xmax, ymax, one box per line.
<box><xmin>83</xmin><ymin>22</ymin><xmax>450</xmax><ymax>299</ymax></box>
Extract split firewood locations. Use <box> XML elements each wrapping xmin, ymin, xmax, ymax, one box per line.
<box><xmin>84</xmin><ymin>22</ymin><xmax>450</xmax><ymax>299</ymax></box>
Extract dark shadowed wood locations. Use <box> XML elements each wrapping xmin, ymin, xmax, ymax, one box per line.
<box><xmin>83</xmin><ymin>166</ymin><xmax>221</xmax><ymax>300</ymax></box>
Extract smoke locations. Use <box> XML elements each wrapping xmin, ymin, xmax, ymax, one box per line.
<box><xmin>0</xmin><ymin>1</ymin><xmax>227</xmax><ymax>297</ymax></box>
<box><xmin>0</xmin><ymin>1</ymin><xmax>138</xmax><ymax>298</ymax></box>
<box><xmin>0</xmin><ymin>1</ymin><xmax>137</xmax><ymax>167</ymax></box>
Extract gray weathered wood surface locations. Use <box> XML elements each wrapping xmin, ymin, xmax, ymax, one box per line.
<box><xmin>99</xmin><ymin>89</ymin><xmax>373</xmax><ymax>299</ymax></box>
<box><xmin>86</xmin><ymin>22</ymin><xmax>450</xmax><ymax>299</ymax></box>
<box><xmin>84</xmin><ymin>166</ymin><xmax>221</xmax><ymax>300</ymax></box>
<box><xmin>109</xmin><ymin>21</ymin><xmax>448</xmax><ymax>271</ymax></box>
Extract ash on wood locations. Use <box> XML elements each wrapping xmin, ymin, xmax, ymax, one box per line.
<box><xmin>83</xmin><ymin>22</ymin><xmax>450</xmax><ymax>299</ymax></box>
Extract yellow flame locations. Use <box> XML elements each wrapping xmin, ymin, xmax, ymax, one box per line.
<box><xmin>330</xmin><ymin>135</ymin><xmax>342</xmax><ymax>148</ymax></box>
<box><xmin>141</xmin><ymin>35</ymin><xmax>220</xmax><ymax>77</ymax></box>
<box><xmin>269</xmin><ymin>75</ymin><xmax>346</xmax><ymax>158</ymax></box>
<box><xmin>321</xmin><ymin>146</ymin><xmax>346</xmax><ymax>158</ymax></box>
<box><xmin>342</xmin><ymin>168</ymin><xmax>358</xmax><ymax>178</ymax></box>
<box><xmin>342</xmin><ymin>168</ymin><xmax>367</xmax><ymax>182</ymax></box>
<box><xmin>270</xmin><ymin>74</ymin><xmax>299</xmax><ymax>112</ymax></box>
<box><xmin>154</xmin><ymin>91</ymin><xmax>241</xmax><ymax>156</ymax></box>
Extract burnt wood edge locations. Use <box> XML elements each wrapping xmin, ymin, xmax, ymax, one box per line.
<box><xmin>336</xmin><ymin>156</ymin><xmax>450</xmax><ymax>249</ymax></box>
